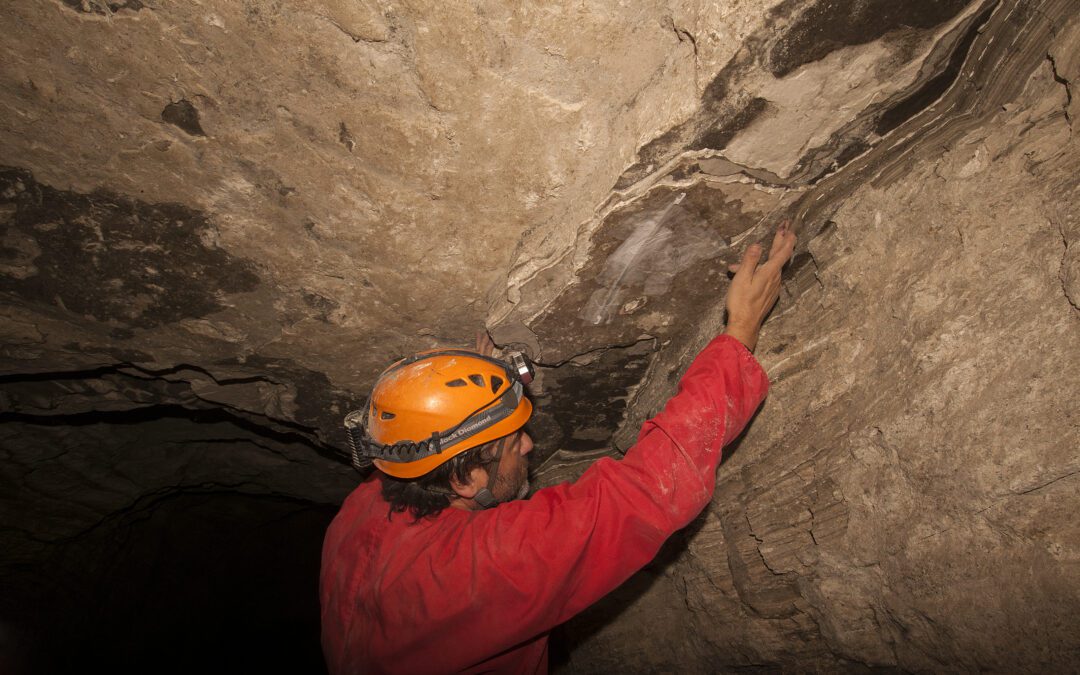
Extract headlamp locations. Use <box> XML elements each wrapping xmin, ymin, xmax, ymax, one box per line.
<box><xmin>508</xmin><ymin>351</ymin><xmax>535</xmax><ymax>385</ymax></box>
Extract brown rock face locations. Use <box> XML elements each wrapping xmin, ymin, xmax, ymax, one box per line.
<box><xmin>1</xmin><ymin>0</ymin><xmax>1078</xmax><ymax>672</ymax></box>
<box><xmin>540</xmin><ymin>1</ymin><xmax>1080</xmax><ymax>671</ymax></box>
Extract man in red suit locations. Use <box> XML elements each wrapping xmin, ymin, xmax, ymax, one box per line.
<box><xmin>321</xmin><ymin>224</ymin><xmax>797</xmax><ymax>674</ymax></box>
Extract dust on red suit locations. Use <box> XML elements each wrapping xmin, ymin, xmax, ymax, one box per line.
<box><xmin>320</xmin><ymin>334</ymin><xmax>769</xmax><ymax>674</ymax></box>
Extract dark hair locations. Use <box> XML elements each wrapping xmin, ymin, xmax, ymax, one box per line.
<box><xmin>380</xmin><ymin>438</ymin><xmax>504</xmax><ymax>520</ymax></box>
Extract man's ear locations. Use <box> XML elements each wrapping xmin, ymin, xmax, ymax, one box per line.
<box><xmin>448</xmin><ymin>466</ymin><xmax>487</xmax><ymax>500</ymax></box>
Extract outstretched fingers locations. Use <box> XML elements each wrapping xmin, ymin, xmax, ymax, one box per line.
<box><xmin>764</xmin><ymin>220</ymin><xmax>797</xmax><ymax>271</ymax></box>
<box><xmin>728</xmin><ymin>221</ymin><xmax>797</xmax><ymax>275</ymax></box>
<box><xmin>723</xmin><ymin>222</ymin><xmax>799</xmax><ymax>352</ymax></box>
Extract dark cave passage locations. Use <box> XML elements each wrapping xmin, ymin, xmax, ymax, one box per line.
<box><xmin>0</xmin><ymin>343</ymin><xmax>359</xmax><ymax>674</ymax></box>
<box><xmin>3</xmin><ymin>486</ymin><xmax>336</xmax><ymax>675</ymax></box>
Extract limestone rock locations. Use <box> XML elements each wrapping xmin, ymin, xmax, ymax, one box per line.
<box><xmin>543</xmin><ymin>1</ymin><xmax>1080</xmax><ymax>670</ymax></box>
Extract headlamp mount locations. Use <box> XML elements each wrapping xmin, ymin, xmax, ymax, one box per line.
<box><xmin>508</xmin><ymin>351</ymin><xmax>535</xmax><ymax>385</ymax></box>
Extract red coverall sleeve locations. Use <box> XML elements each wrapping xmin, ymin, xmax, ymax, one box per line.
<box><xmin>442</xmin><ymin>334</ymin><xmax>769</xmax><ymax>665</ymax></box>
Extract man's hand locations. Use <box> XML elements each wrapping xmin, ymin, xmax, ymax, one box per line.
<box><xmin>724</xmin><ymin>221</ymin><xmax>797</xmax><ymax>352</ymax></box>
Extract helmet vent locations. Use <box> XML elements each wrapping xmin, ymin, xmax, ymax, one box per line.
<box><xmin>490</xmin><ymin>375</ymin><xmax>503</xmax><ymax>393</ymax></box>
<box><xmin>468</xmin><ymin>374</ymin><xmax>485</xmax><ymax>387</ymax></box>
<box><xmin>445</xmin><ymin>378</ymin><xmax>467</xmax><ymax>387</ymax></box>
<box><xmin>380</xmin><ymin>411</ymin><xmax>396</xmax><ymax>420</ymax></box>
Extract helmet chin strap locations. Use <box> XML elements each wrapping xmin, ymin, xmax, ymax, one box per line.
<box><xmin>472</xmin><ymin>438</ymin><xmax>509</xmax><ymax>510</ymax></box>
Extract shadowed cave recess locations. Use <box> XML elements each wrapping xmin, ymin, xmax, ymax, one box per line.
<box><xmin>1</xmin><ymin>0</ymin><xmax>1079</xmax><ymax>673</ymax></box>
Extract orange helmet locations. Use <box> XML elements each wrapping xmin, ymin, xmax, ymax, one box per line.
<box><xmin>344</xmin><ymin>349</ymin><xmax>534</xmax><ymax>479</ymax></box>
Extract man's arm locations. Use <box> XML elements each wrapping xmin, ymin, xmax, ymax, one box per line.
<box><xmin>416</xmin><ymin>225</ymin><xmax>798</xmax><ymax>666</ymax></box>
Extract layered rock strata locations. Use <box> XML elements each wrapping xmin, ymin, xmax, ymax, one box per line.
<box><xmin>538</xmin><ymin>0</ymin><xmax>1080</xmax><ymax>670</ymax></box>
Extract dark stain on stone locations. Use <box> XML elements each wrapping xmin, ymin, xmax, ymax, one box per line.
<box><xmin>161</xmin><ymin>100</ymin><xmax>206</xmax><ymax>137</ymax></box>
<box><xmin>689</xmin><ymin>97</ymin><xmax>770</xmax><ymax>152</ymax></box>
<box><xmin>804</xmin><ymin>138</ymin><xmax>872</xmax><ymax>184</ymax></box>
<box><xmin>529</xmin><ymin>183</ymin><xmax>760</xmax><ymax>364</ymax></box>
<box><xmin>769</xmin><ymin>0</ymin><xmax>973</xmax><ymax>78</ymax></box>
<box><xmin>668</xmin><ymin>162</ymin><xmax>700</xmax><ymax>182</ymax></box>
<box><xmin>768</xmin><ymin>341</ymin><xmax>789</xmax><ymax>355</ymax></box>
<box><xmin>701</xmin><ymin>61</ymin><xmax>734</xmax><ymax>108</ymax></box>
<box><xmin>0</xmin><ymin>166</ymin><xmax>261</xmax><ymax>329</ymax></box>
<box><xmin>301</xmin><ymin>290</ymin><xmax>339</xmax><ymax>322</ymax></box>
<box><xmin>625</xmin><ymin>129</ymin><xmax>679</xmax><ymax>186</ymax></box>
<box><xmin>529</xmin><ymin>343</ymin><xmax>655</xmax><ymax>462</ymax></box>
<box><xmin>338</xmin><ymin>123</ymin><xmax>356</xmax><ymax>153</ymax></box>
<box><xmin>874</xmin><ymin>2</ymin><xmax>995</xmax><ymax>136</ymax></box>
<box><xmin>615</xmin><ymin>55</ymin><xmax>759</xmax><ymax>190</ymax></box>
<box><xmin>675</xmin><ymin>184</ymin><xmax>763</xmax><ymax>241</ymax></box>
<box><xmin>831</xmin><ymin>139</ymin><xmax>871</xmax><ymax>170</ymax></box>
<box><xmin>61</xmin><ymin>0</ymin><xmax>144</xmax><ymax>14</ymax></box>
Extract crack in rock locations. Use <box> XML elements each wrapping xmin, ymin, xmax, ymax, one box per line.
<box><xmin>1055</xmin><ymin>218</ymin><xmax>1080</xmax><ymax>311</ymax></box>
<box><xmin>0</xmin><ymin>403</ymin><xmax>348</xmax><ymax>465</ymax></box>
<box><xmin>670</xmin><ymin>17</ymin><xmax>698</xmax><ymax>56</ymax></box>
<box><xmin>1047</xmin><ymin>52</ymin><xmax>1074</xmax><ymax>127</ymax></box>
<box><xmin>1016</xmin><ymin>468</ymin><xmax>1080</xmax><ymax>494</ymax></box>
<box><xmin>532</xmin><ymin>336</ymin><xmax>657</xmax><ymax>368</ymax></box>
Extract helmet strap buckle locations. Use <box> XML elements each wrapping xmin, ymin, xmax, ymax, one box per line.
<box><xmin>473</xmin><ymin>488</ymin><xmax>498</xmax><ymax>509</ymax></box>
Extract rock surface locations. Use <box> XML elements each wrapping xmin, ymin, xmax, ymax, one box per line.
<box><xmin>1</xmin><ymin>0</ymin><xmax>1078</xmax><ymax>671</ymax></box>
<box><xmin>541</xmin><ymin>1</ymin><xmax>1080</xmax><ymax>670</ymax></box>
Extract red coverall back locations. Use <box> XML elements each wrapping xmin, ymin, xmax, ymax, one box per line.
<box><xmin>320</xmin><ymin>335</ymin><xmax>768</xmax><ymax>674</ymax></box>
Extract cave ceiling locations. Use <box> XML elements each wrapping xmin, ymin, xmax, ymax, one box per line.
<box><xmin>2</xmin><ymin>0</ymin><xmax>1014</xmax><ymax>460</ymax></box>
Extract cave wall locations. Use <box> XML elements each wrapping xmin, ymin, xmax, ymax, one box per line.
<box><xmin>2</xmin><ymin>0</ymin><xmax>1079</xmax><ymax>672</ymax></box>
<box><xmin>540</xmin><ymin>1</ymin><xmax>1080</xmax><ymax>671</ymax></box>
